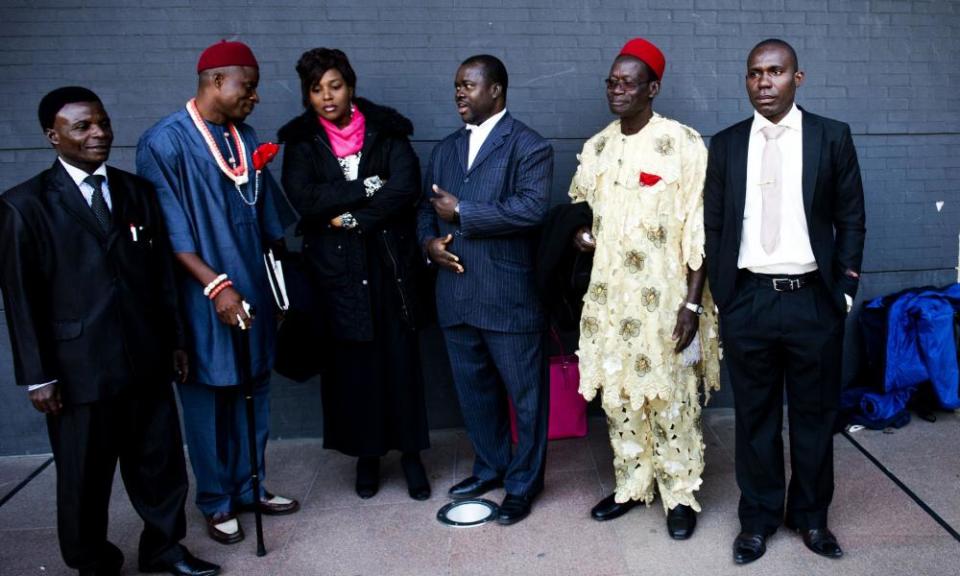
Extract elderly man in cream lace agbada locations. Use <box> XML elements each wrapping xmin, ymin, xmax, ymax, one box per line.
<box><xmin>569</xmin><ymin>38</ymin><xmax>720</xmax><ymax>540</ymax></box>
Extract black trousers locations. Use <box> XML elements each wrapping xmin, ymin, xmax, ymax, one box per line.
<box><xmin>47</xmin><ymin>382</ymin><xmax>188</xmax><ymax>571</ymax></box>
<box><xmin>720</xmin><ymin>271</ymin><xmax>845</xmax><ymax>534</ymax></box>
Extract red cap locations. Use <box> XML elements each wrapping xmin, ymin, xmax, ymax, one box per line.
<box><xmin>197</xmin><ymin>40</ymin><xmax>259</xmax><ymax>73</ymax></box>
<box><xmin>618</xmin><ymin>38</ymin><xmax>665</xmax><ymax>80</ymax></box>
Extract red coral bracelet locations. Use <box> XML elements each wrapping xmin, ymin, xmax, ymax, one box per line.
<box><xmin>208</xmin><ymin>280</ymin><xmax>233</xmax><ymax>300</ymax></box>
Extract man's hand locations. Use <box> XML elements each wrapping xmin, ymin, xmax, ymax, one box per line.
<box><xmin>425</xmin><ymin>234</ymin><xmax>464</xmax><ymax>274</ymax></box>
<box><xmin>430</xmin><ymin>184</ymin><xmax>459</xmax><ymax>223</ymax></box>
<box><xmin>173</xmin><ymin>349</ymin><xmax>189</xmax><ymax>384</ymax></box>
<box><xmin>29</xmin><ymin>384</ymin><xmax>62</xmax><ymax>416</ymax></box>
<box><xmin>573</xmin><ymin>226</ymin><xmax>596</xmax><ymax>253</ymax></box>
<box><xmin>672</xmin><ymin>306</ymin><xmax>700</xmax><ymax>353</ymax></box>
<box><xmin>214</xmin><ymin>285</ymin><xmax>254</xmax><ymax>327</ymax></box>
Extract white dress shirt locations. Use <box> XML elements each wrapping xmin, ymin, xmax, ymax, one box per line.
<box><xmin>738</xmin><ymin>104</ymin><xmax>817</xmax><ymax>275</ymax></box>
<box><xmin>59</xmin><ymin>158</ymin><xmax>112</xmax><ymax>211</ymax></box>
<box><xmin>465</xmin><ymin>108</ymin><xmax>507</xmax><ymax>170</ymax></box>
<box><xmin>27</xmin><ymin>160</ymin><xmax>110</xmax><ymax>393</ymax></box>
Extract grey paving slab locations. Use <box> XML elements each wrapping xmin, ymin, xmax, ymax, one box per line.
<box><xmin>0</xmin><ymin>455</ymin><xmax>50</xmax><ymax>503</ymax></box>
<box><xmin>447</xmin><ymin>468</ymin><xmax>628</xmax><ymax>576</ymax></box>
<box><xmin>0</xmin><ymin>527</ymin><xmax>71</xmax><ymax>576</ymax></box>
<box><xmin>174</xmin><ymin>507</ymin><xmax>298</xmax><ymax>576</ymax></box>
<box><xmin>1</xmin><ymin>409</ymin><xmax>959</xmax><ymax>576</ymax></box>
<box><xmin>0</xmin><ymin>459</ymin><xmax>57</xmax><ymax>531</ymax></box>
<box><xmin>280</xmin><ymin>501</ymin><xmax>453</xmax><ymax>576</ymax></box>
<box><xmin>842</xmin><ymin>411</ymin><xmax>960</xmax><ymax>528</ymax></box>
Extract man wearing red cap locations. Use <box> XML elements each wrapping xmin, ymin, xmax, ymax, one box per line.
<box><xmin>569</xmin><ymin>38</ymin><xmax>719</xmax><ymax>540</ymax></box>
<box><xmin>137</xmin><ymin>39</ymin><xmax>299</xmax><ymax>545</ymax></box>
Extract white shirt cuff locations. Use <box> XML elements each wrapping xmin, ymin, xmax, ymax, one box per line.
<box><xmin>27</xmin><ymin>380</ymin><xmax>57</xmax><ymax>392</ymax></box>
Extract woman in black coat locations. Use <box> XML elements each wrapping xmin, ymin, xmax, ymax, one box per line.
<box><xmin>278</xmin><ymin>48</ymin><xmax>430</xmax><ymax>500</ymax></box>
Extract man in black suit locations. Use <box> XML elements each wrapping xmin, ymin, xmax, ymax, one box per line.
<box><xmin>704</xmin><ymin>40</ymin><xmax>866</xmax><ymax>564</ymax></box>
<box><xmin>0</xmin><ymin>87</ymin><xmax>219</xmax><ymax>576</ymax></box>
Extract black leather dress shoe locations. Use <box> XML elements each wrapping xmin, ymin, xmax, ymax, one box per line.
<box><xmin>448</xmin><ymin>475</ymin><xmax>503</xmax><ymax>499</ymax></box>
<box><xmin>797</xmin><ymin>527</ymin><xmax>843</xmax><ymax>558</ymax></box>
<box><xmin>666</xmin><ymin>504</ymin><xmax>697</xmax><ymax>540</ymax></box>
<box><xmin>79</xmin><ymin>541</ymin><xmax>124</xmax><ymax>576</ymax></box>
<box><xmin>140</xmin><ymin>550</ymin><xmax>220</xmax><ymax>576</ymax></box>
<box><xmin>590</xmin><ymin>493</ymin><xmax>639</xmax><ymax>521</ymax></box>
<box><xmin>497</xmin><ymin>493</ymin><xmax>533</xmax><ymax>525</ymax></box>
<box><xmin>733</xmin><ymin>531</ymin><xmax>768</xmax><ymax>564</ymax></box>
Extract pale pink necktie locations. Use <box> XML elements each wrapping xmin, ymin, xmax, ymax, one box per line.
<box><xmin>759</xmin><ymin>125</ymin><xmax>787</xmax><ymax>254</ymax></box>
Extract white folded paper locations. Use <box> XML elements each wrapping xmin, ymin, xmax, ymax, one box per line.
<box><xmin>263</xmin><ymin>249</ymin><xmax>289</xmax><ymax>311</ymax></box>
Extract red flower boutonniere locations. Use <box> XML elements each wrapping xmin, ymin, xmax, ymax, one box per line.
<box><xmin>252</xmin><ymin>142</ymin><xmax>280</xmax><ymax>171</ymax></box>
<box><xmin>639</xmin><ymin>172</ymin><xmax>662</xmax><ymax>187</ymax></box>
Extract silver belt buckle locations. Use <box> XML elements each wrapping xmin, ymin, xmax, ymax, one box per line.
<box><xmin>772</xmin><ymin>278</ymin><xmax>799</xmax><ymax>292</ymax></box>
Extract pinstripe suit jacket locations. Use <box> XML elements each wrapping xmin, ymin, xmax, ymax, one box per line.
<box><xmin>417</xmin><ymin>112</ymin><xmax>553</xmax><ymax>333</ymax></box>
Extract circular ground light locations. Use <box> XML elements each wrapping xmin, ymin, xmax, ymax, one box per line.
<box><xmin>436</xmin><ymin>499</ymin><xmax>499</xmax><ymax>528</ymax></box>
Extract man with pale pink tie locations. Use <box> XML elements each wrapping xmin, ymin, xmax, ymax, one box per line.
<box><xmin>704</xmin><ymin>38</ymin><xmax>866</xmax><ymax>564</ymax></box>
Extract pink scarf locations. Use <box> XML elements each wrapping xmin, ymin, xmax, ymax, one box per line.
<box><xmin>318</xmin><ymin>105</ymin><xmax>365</xmax><ymax>158</ymax></box>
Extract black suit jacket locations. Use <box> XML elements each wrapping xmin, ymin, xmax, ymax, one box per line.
<box><xmin>704</xmin><ymin>108</ymin><xmax>866</xmax><ymax>313</ymax></box>
<box><xmin>0</xmin><ymin>161</ymin><xmax>184</xmax><ymax>405</ymax></box>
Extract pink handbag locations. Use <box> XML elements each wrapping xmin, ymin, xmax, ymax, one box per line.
<box><xmin>509</xmin><ymin>331</ymin><xmax>588</xmax><ymax>442</ymax></box>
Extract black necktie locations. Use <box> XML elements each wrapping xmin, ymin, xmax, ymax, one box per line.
<box><xmin>83</xmin><ymin>174</ymin><xmax>111</xmax><ymax>231</ymax></box>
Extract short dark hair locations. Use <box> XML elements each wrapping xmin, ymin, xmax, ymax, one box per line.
<box><xmin>295</xmin><ymin>48</ymin><xmax>356</xmax><ymax>109</ymax></box>
<box><xmin>460</xmin><ymin>54</ymin><xmax>509</xmax><ymax>97</ymax></box>
<box><xmin>749</xmin><ymin>38</ymin><xmax>799</xmax><ymax>71</ymax></box>
<box><xmin>38</xmin><ymin>86</ymin><xmax>101</xmax><ymax>130</ymax></box>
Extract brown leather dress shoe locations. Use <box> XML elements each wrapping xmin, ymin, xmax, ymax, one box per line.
<box><xmin>237</xmin><ymin>492</ymin><xmax>300</xmax><ymax>515</ymax></box>
<box><xmin>206</xmin><ymin>512</ymin><xmax>244</xmax><ymax>545</ymax></box>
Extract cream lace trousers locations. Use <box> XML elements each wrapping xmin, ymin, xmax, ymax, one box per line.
<box><xmin>602</xmin><ymin>387</ymin><xmax>705</xmax><ymax>514</ymax></box>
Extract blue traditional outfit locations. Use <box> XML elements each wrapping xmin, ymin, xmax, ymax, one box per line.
<box><xmin>136</xmin><ymin>107</ymin><xmax>285</xmax><ymax>517</ymax></box>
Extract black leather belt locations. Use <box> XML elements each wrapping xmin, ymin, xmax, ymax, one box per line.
<box><xmin>744</xmin><ymin>270</ymin><xmax>819</xmax><ymax>292</ymax></box>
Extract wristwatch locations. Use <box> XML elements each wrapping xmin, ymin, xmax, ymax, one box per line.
<box><xmin>684</xmin><ymin>302</ymin><xmax>703</xmax><ymax>315</ymax></box>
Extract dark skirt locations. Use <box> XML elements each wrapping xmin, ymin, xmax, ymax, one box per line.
<box><xmin>319</xmin><ymin>242</ymin><xmax>430</xmax><ymax>457</ymax></box>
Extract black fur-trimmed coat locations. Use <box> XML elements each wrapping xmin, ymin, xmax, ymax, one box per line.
<box><xmin>278</xmin><ymin>98</ymin><xmax>424</xmax><ymax>341</ymax></box>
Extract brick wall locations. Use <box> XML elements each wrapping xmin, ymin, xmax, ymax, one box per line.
<box><xmin>1</xmin><ymin>0</ymin><xmax>957</xmax><ymax>454</ymax></box>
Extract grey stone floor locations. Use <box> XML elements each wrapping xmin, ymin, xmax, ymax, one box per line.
<box><xmin>0</xmin><ymin>409</ymin><xmax>958</xmax><ymax>576</ymax></box>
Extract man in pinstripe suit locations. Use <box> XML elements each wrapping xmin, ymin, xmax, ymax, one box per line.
<box><xmin>417</xmin><ymin>54</ymin><xmax>554</xmax><ymax>525</ymax></box>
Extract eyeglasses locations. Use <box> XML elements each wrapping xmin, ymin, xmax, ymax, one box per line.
<box><xmin>604</xmin><ymin>77</ymin><xmax>649</xmax><ymax>91</ymax></box>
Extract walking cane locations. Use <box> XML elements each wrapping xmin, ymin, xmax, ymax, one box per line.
<box><xmin>231</xmin><ymin>306</ymin><xmax>267</xmax><ymax>557</ymax></box>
